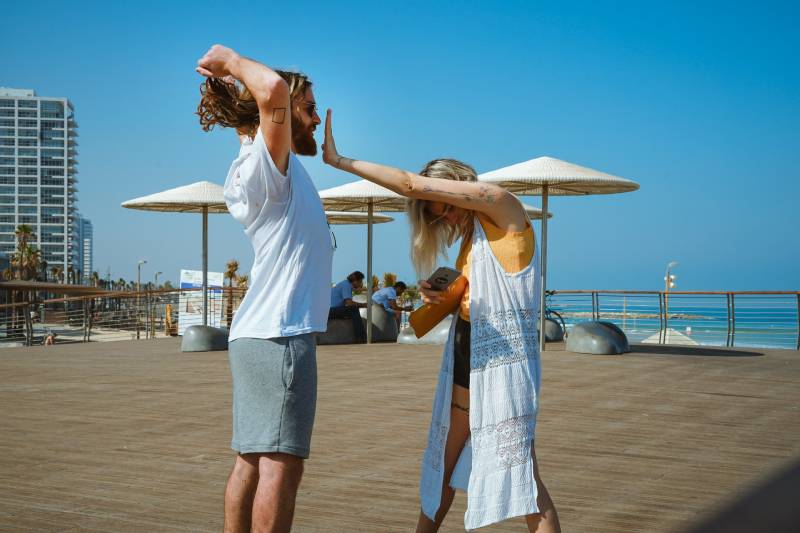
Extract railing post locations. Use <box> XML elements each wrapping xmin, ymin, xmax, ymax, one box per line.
<box><xmin>663</xmin><ymin>291</ymin><xmax>670</xmax><ymax>344</ymax></box>
<box><xmin>591</xmin><ymin>292</ymin><xmax>598</xmax><ymax>321</ymax></box>
<box><xmin>730</xmin><ymin>293</ymin><xmax>736</xmax><ymax>347</ymax></box>
<box><xmin>24</xmin><ymin>303</ymin><xmax>33</xmax><ymax>346</ymax></box>
<box><xmin>596</xmin><ymin>292</ymin><xmax>601</xmax><ymax>320</ymax></box>
<box><xmin>658</xmin><ymin>292</ymin><xmax>665</xmax><ymax>344</ymax></box>
<box><xmin>82</xmin><ymin>300</ymin><xmax>89</xmax><ymax>342</ymax></box>
<box><xmin>87</xmin><ymin>299</ymin><xmax>93</xmax><ymax>343</ymax></box>
<box><xmin>796</xmin><ymin>293</ymin><xmax>799</xmax><ymax>351</ymax></box>
<box><xmin>726</xmin><ymin>293</ymin><xmax>733</xmax><ymax>347</ymax></box>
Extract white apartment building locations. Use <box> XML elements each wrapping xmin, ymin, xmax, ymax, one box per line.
<box><xmin>0</xmin><ymin>87</ymin><xmax>81</xmax><ymax>275</ymax></box>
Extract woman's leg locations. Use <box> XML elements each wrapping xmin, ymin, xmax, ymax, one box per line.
<box><xmin>525</xmin><ymin>445</ymin><xmax>561</xmax><ymax>533</ymax></box>
<box><xmin>415</xmin><ymin>384</ymin><xmax>471</xmax><ymax>533</ymax></box>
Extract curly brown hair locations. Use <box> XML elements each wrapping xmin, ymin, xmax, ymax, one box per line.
<box><xmin>196</xmin><ymin>70</ymin><xmax>312</xmax><ymax>137</ymax></box>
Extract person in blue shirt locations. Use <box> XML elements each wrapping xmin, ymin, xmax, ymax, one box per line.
<box><xmin>328</xmin><ymin>271</ymin><xmax>367</xmax><ymax>342</ymax></box>
<box><xmin>371</xmin><ymin>281</ymin><xmax>413</xmax><ymax>328</ymax></box>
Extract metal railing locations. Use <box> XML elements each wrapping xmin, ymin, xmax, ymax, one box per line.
<box><xmin>0</xmin><ymin>287</ymin><xmax>246</xmax><ymax>347</ymax></box>
<box><xmin>547</xmin><ymin>290</ymin><xmax>800</xmax><ymax>350</ymax></box>
<box><xmin>1</xmin><ymin>287</ymin><xmax>797</xmax><ymax>350</ymax></box>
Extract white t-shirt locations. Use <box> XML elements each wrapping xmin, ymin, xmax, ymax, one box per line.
<box><xmin>224</xmin><ymin>129</ymin><xmax>333</xmax><ymax>341</ymax></box>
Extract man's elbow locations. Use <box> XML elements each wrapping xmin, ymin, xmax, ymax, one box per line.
<box><xmin>253</xmin><ymin>75</ymin><xmax>290</xmax><ymax>106</ymax></box>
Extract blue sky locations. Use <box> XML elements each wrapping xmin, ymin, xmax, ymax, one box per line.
<box><xmin>2</xmin><ymin>0</ymin><xmax>798</xmax><ymax>290</ymax></box>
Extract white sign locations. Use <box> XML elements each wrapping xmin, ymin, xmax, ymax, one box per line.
<box><xmin>178</xmin><ymin>269</ymin><xmax>224</xmax><ymax>334</ymax></box>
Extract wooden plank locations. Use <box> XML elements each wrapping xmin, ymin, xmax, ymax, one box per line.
<box><xmin>0</xmin><ymin>340</ymin><xmax>797</xmax><ymax>531</ymax></box>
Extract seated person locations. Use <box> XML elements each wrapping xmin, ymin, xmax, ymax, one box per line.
<box><xmin>372</xmin><ymin>281</ymin><xmax>413</xmax><ymax>328</ymax></box>
<box><xmin>329</xmin><ymin>271</ymin><xmax>367</xmax><ymax>342</ymax></box>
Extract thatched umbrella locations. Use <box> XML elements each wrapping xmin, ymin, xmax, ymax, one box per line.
<box><xmin>121</xmin><ymin>181</ymin><xmax>227</xmax><ymax>326</ymax></box>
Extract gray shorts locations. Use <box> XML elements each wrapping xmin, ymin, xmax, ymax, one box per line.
<box><xmin>228</xmin><ymin>334</ymin><xmax>317</xmax><ymax>458</ymax></box>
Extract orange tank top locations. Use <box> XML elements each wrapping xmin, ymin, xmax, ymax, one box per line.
<box><xmin>455</xmin><ymin>213</ymin><xmax>534</xmax><ymax>322</ymax></box>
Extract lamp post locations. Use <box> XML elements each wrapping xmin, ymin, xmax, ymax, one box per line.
<box><xmin>664</xmin><ymin>260</ymin><xmax>678</xmax><ymax>319</ymax></box>
<box><xmin>152</xmin><ymin>271</ymin><xmax>162</xmax><ymax>339</ymax></box>
<box><xmin>136</xmin><ymin>259</ymin><xmax>147</xmax><ymax>339</ymax></box>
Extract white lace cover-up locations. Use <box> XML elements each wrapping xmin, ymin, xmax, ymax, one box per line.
<box><xmin>419</xmin><ymin>217</ymin><xmax>542</xmax><ymax>530</ymax></box>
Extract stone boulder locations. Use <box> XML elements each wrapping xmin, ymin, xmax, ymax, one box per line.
<box><xmin>544</xmin><ymin>317</ymin><xmax>565</xmax><ymax>342</ymax></box>
<box><xmin>397</xmin><ymin>315</ymin><xmax>453</xmax><ymax>345</ymax></box>
<box><xmin>369</xmin><ymin>304</ymin><xmax>399</xmax><ymax>342</ymax></box>
<box><xmin>181</xmin><ymin>325</ymin><xmax>228</xmax><ymax>352</ymax></box>
<box><xmin>565</xmin><ymin>321</ymin><xmax>629</xmax><ymax>355</ymax></box>
<box><xmin>317</xmin><ymin>318</ymin><xmax>366</xmax><ymax>345</ymax></box>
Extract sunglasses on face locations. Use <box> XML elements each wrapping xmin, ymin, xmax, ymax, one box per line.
<box><xmin>298</xmin><ymin>99</ymin><xmax>317</xmax><ymax>116</ymax></box>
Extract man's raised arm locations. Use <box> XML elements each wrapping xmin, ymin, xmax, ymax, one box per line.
<box><xmin>197</xmin><ymin>45</ymin><xmax>291</xmax><ymax>173</ymax></box>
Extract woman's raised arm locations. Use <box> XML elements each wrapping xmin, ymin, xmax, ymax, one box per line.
<box><xmin>322</xmin><ymin>109</ymin><xmax>528</xmax><ymax>231</ymax></box>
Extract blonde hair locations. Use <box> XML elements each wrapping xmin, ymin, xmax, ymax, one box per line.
<box><xmin>406</xmin><ymin>159</ymin><xmax>477</xmax><ymax>277</ymax></box>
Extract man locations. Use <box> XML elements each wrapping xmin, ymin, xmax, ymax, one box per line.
<box><xmin>329</xmin><ymin>271</ymin><xmax>367</xmax><ymax>342</ymax></box>
<box><xmin>371</xmin><ymin>281</ymin><xmax>413</xmax><ymax>328</ymax></box>
<box><xmin>196</xmin><ymin>45</ymin><xmax>332</xmax><ymax>532</ymax></box>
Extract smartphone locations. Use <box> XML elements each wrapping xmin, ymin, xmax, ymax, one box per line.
<box><xmin>426</xmin><ymin>266</ymin><xmax>462</xmax><ymax>291</ymax></box>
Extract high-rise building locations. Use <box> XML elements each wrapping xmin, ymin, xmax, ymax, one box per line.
<box><xmin>0</xmin><ymin>87</ymin><xmax>79</xmax><ymax>274</ymax></box>
<box><xmin>76</xmin><ymin>214</ymin><xmax>93</xmax><ymax>282</ymax></box>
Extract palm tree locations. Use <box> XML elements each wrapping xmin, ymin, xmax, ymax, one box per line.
<box><xmin>90</xmin><ymin>271</ymin><xmax>100</xmax><ymax>287</ymax></box>
<box><xmin>66</xmin><ymin>265</ymin><xmax>74</xmax><ymax>285</ymax></box>
<box><xmin>383</xmin><ymin>272</ymin><xmax>397</xmax><ymax>289</ymax></box>
<box><xmin>51</xmin><ymin>265</ymin><xmax>62</xmax><ymax>284</ymax></box>
<box><xmin>14</xmin><ymin>224</ymin><xmax>34</xmax><ymax>251</ymax></box>
<box><xmin>237</xmin><ymin>274</ymin><xmax>249</xmax><ymax>293</ymax></box>
<box><xmin>9</xmin><ymin>225</ymin><xmax>40</xmax><ymax>340</ymax></box>
<box><xmin>224</xmin><ymin>260</ymin><xmax>240</xmax><ymax>327</ymax></box>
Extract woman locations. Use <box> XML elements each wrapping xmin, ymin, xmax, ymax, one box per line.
<box><xmin>322</xmin><ymin>111</ymin><xmax>561</xmax><ymax>532</ymax></box>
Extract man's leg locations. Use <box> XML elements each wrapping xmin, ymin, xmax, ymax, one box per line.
<box><xmin>224</xmin><ymin>453</ymin><xmax>259</xmax><ymax>533</ymax></box>
<box><xmin>251</xmin><ymin>452</ymin><xmax>305</xmax><ymax>532</ymax></box>
<box><xmin>347</xmin><ymin>306</ymin><xmax>366</xmax><ymax>341</ymax></box>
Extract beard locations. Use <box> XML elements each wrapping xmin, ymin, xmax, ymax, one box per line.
<box><xmin>292</xmin><ymin>114</ymin><xmax>317</xmax><ymax>156</ymax></box>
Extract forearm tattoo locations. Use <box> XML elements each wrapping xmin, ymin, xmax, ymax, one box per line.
<box><xmin>271</xmin><ymin>108</ymin><xmax>286</xmax><ymax>124</ymax></box>
<box><xmin>422</xmin><ymin>184</ymin><xmax>497</xmax><ymax>204</ymax></box>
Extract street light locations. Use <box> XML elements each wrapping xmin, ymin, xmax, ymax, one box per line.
<box><xmin>137</xmin><ymin>259</ymin><xmax>147</xmax><ymax>291</ymax></box>
<box><xmin>664</xmin><ymin>260</ymin><xmax>678</xmax><ymax>319</ymax></box>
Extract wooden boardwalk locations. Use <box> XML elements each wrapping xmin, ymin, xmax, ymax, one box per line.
<box><xmin>0</xmin><ymin>339</ymin><xmax>798</xmax><ymax>532</ymax></box>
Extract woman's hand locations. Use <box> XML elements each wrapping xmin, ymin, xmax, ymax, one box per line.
<box><xmin>323</xmin><ymin>109</ymin><xmax>342</xmax><ymax>167</ymax></box>
<box><xmin>196</xmin><ymin>44</ymin><xmax>240</xmax><ymax>78</ymax></box>
<box><xmin>418</xmin><ymin>280</ymin><xmax>444</xmax><ymax>305</ymax></box>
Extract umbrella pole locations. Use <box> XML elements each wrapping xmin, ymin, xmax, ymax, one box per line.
<box><xmin>539</xmin><ymin>185</ymin><xmax>549</xmax><ymax>352</ymax></box>
<box><xmin>366</xmin><ymin>202</ymin><xmax>373</xmax><ymax>344</ymax></box>
<box><xmin>202</xmin><ymin>207</ymin><xmax>208</xmax><ymax>327</ymax></box>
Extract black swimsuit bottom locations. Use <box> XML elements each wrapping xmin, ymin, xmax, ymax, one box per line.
<box><xmin>453</xmin><ymin>315</ymin><xmax>471</xmax><ymax>389</ymax></box>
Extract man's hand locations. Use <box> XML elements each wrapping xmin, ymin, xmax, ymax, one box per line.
<box><xmin>196</xmin><ymin>44</ymin><xmax>240</xmax><ymax>78</ymax></box>
<box><xmin>323</xmin><ymin>109</ymin><xmax>341</xmax><ymax>167</ymax></box>
<box><xmin>418</xmin><ymin>280</ymin><xmax>444</xmax><ymax>305</ymax></box>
